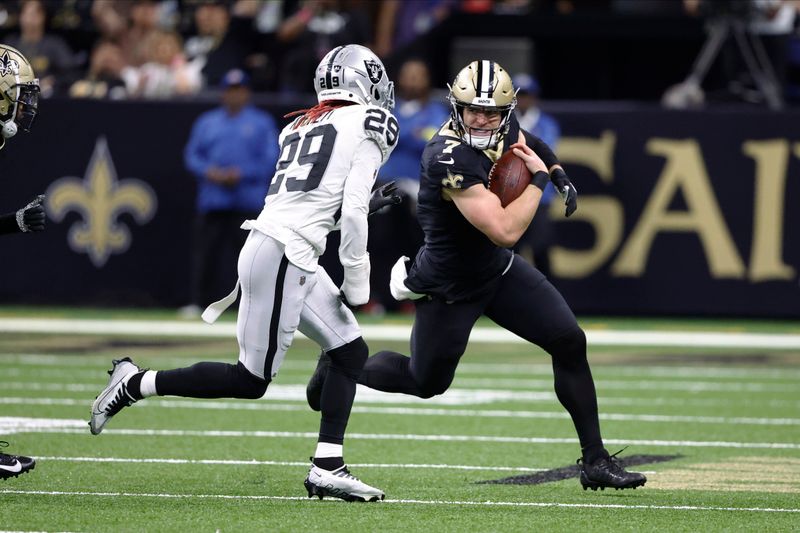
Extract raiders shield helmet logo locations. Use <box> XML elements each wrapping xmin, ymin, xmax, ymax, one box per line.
<box><xmin>364</xmin><ymin>59</ymin><xmax>383</xmax><ymax>84</ymax></box>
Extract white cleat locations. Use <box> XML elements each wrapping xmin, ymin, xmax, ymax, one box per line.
<box><xmin>304</xmin><ymin>464</ymin><xmax>385</xmax><ymax>502</ymax></box>
<box><xmin>89</xmin><ymin>357</ymin><xmax>141</xmax><ymax>435</ymax></box>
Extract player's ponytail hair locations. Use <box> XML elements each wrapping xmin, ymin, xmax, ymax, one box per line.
<box><xmin>285</xmin><ymin>100</ymin><xmax>356</xmax><ymax>129</ymax></box>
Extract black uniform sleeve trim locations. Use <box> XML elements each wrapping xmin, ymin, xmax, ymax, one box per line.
<box><xmin>0</xmin><ymin>212</ymin><xmax>20</xmax><ymax>235</ymax></box>
<box><xmin>522</xmin><ymin>129</ymin><xmax>560</xmax><ymax>169</ymax></box>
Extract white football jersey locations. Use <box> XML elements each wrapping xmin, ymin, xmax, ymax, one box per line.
<box><xmin>245</xmin><ymin>104</ymin><xmax>398</xmax><ymax>271</ymax></box>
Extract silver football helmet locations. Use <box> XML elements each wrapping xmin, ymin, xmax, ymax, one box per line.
<box><xmin>0</xmin><ymin>44</ymin><xmax>39</xmax><ymax>145</ymax></box>
<box><xmin>448</xmin><ymin>60</ymin><xmax>516</xmax><ymax>149</ymax></box>
<box><xmin>314</xmin><ymin>44</ymin><xmax>394</xmax><ymax>111</ymax></box>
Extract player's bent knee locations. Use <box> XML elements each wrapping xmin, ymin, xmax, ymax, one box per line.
<box><xmin>415</xmin><ymin>375</ymin><xmax>452</xmax><ymax>399</ymax></box>
<box><xmin>327</xmin><ymin>337</ymin><xmax>368</xmax><ymax>380</ymax></box>
<box><xmin>543</xmin><ymin>327</ymin><xmax>587</xmax><ymax>364</ymax></box>
<box><xmin>234</xmin><ymin>361</ymin><xmax>269</xmax><ymax>399</ymax></box>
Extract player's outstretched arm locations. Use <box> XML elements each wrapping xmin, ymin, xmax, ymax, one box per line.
<box><xmin>0</xmin><ymin>194</ymin><xmax>46</xmax><ymax>236</ymax></box>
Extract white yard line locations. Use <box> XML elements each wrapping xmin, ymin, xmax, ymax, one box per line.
<box><xmin>1</xmin><ymin>418</ymin><xmax>797</xmax><ymax>449</ymax></box>
<box><xmin>5</xmin><ymin>356</ymin><xmax>800</xmax><ymax>381</ymax></box>
<box><xmin>2</xmin><ymin>317</ymin><xmax>800</xmax><ymax>349</ymax></box>
<box><xmin>4</xmin><ymin>381</ymin><xmax>797</xmax><ymax>409</ymax></box>
<box><xmin>36</xmin><ymin>456</ymin><xmax>546</xmax><ymax>473</ymax></box>
<box><xmin>1</xmin><ymin>396</ymin><xmax>798</xmax><ymax>426</ymax></box>
<box><xmin>0</xmin><ymin>489</ymin><xmax>797</xmax><ymax>513</ymax></box>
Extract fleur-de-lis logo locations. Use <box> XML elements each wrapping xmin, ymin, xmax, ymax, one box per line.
<box><xmin>45</xmin><ymin>137</ymin><xmax>157</xmax><ymax>267</ymax></box>
<box><xmin>0</xmin><ymin>50</ymin><xmax>19</xmax><ymax>76</ymax></box>
<box><xmin>441</xmin><ymin>169</ymin><xmax>464</xmax><ymax>189</ymax></box>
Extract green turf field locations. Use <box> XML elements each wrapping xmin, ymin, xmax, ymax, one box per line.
<box><xmin>1</xmin><ymin>311</ymin><xmax>798</xmax><ymax>532</ymax></box>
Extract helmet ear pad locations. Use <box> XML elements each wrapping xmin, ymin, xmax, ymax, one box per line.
<box><xmin>2</xmin><ymin>119</ymin><xmax>17</xmax><ymax>138</ymax></box>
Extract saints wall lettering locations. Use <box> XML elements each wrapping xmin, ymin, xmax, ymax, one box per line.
<box><xmin>551</xmin><ymin>133</ymin><xmax>795</xmax><ymax>283</ymax></box>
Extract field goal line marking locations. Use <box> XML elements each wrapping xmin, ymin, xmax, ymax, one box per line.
<box><xmin>1</xmin><ymin>489</ymin><xmax>798</xmax><ymax>513</ymax></box>
<box><xmin>2</xmin><ymin>317</ymin><xmax>800</xmax><ymax>348</ymax></box>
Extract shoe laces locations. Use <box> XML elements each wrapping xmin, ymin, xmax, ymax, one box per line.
<box><xmin>0</xmin><ymin>441</ymin><xmax>17</xmax><ymax>464</ymax></box>
<box><xmin>105</xmin><ymin>384</ymin><xmax>135</xmax><ymax>416</ymax></box>
<box><xmin>337</xmin><ymin>466</ymin><xmax>358</xmax><ymax>480</ymax></box>
<box><xmin>598</xmin><ymin>447</ymin><xmax>629</xmax><ymax>473</ymax></box>
<box><xmin>577</xmin><ymin>446</ymin><xmax>629</xmax><ymax>471</ymax></box>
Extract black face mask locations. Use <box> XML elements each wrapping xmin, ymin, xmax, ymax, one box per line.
<box><xmin>14</xmin><ymin>83</ymin><xmax>39</xmax><ymax>132</ymax></box>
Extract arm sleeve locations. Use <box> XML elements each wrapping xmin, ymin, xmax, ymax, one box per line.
<box><xmin>339</xmin><ymin>139</ymin><xmax>382</xmax><ymax>270</ymax></box>
<box><xmin>522</xmin><ymin>129</ymin><xmax>560</xmax><ymax>169</ymax></box>
<box><xmin>0</xmin><ymin>212</ymin><xmax>20</xmax><ymax>235</ymax></box>
<box><xmin>183</xmin><ymin>116</ymin><xmax>211</xmax><ymax>180</ymax></box>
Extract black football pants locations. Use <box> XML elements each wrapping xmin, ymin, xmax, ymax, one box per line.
<box><xmin>359</xmin><ymin>257</ymin><xmax>604</xmax><ymax>455</ymax></box>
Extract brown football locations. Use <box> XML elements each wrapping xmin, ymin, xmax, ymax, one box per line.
<box><xmin>488</xmin><ymin>150</ymin><xmax>532</xmax><ymax>207</ymax></box>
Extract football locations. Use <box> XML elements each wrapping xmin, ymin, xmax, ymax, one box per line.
<box><xmin>488</xmin><ymin>150</ymin><xmax>532</xmax><ymax>207</ymax></box>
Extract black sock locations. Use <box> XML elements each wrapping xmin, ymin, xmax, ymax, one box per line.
<box><xmin>313</xmin><ymin>456</ymin><xmax>344</xmax><ymax>471</ymax></box>
<box><xmin>125</xmin><ymin>371</ymin><xmax>145</xmax><ymax>401</ymax></box>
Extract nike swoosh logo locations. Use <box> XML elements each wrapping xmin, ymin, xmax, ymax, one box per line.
<box><xmin>439</xmin><ymin>158</ymin><xmax>455</xmax><ymax>165</ymax></box>
<box><xmin>0</xmin><ymin>460</ymin><xmax>22</xmax><ymax>473</ymax></box>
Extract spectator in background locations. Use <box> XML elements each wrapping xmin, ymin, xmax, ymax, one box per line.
<box><xmin>184</xmin><ymin>0</ymin><xmax>255</xmax><ymax>89</ymax></box>
<box><xmin>374</xmin><ymin>0</ymin><xmax>455</xmax><ymax>58</ymax></box>
<box><xmin>90</xmin><ymin>0</ymin><xmax>163</xmax><ymax>68</ymax></box>
<box><xmin>125</xmin><ymin>0</ymin><xmax>163</xmax><ymax>67</ymax></box>
<box><xmin>276</xmin><ymin>0</ymin><xmax>371</xmax><ymax>93</ymax></box>
<box><xmin>122</xmin><ymin>30</ymin><xmax>202</xmax><ymax>98</ymax></box>
<box><xmin>5</xmin><ymin>0</ymin><xmax>76</xmax><ymax>97</ymax></box>
<box><xmin>512</xmin><ymin>73</ymin><xmax>560</xmax><ymax>278</ymax></box>
<box><xmin>179</xmin><ymin>69</ymin><xmax>279</xmax><ymax>318</ymax></box>
<box><xmin>368</xmin><ymin>58</ymin><xmax>449</xmax><ymax>313</ymax></box>
<box><xmin>69</xmin><ymin>40</ymin><xmax>129</xmax><ymax>99</ymax></box>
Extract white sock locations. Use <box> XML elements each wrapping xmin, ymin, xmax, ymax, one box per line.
<box><xmin>139</xmin><ymin>370</ymin><xmax>159</xmax><ymax>398</ymax></box>
<box><xmin>314</xmin><ymin>442</ymin><xmax>343</xmax><ymax>459</ymax></box>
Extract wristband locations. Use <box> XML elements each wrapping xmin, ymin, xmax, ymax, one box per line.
<box><xmin>531</xmin><ymin>170</ymin><xmax>549</xmax><ymax>191</ymax></box>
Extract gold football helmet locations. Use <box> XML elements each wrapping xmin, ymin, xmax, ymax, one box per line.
<box><xmin>0</xmin><ymin>44</ymin><xmax>39</xmax><ymax>144</ymax></box>
<box><xmin>447</xmin><ymin>60</ymin><xmax>516</xmax><ymax>149</ymax></box>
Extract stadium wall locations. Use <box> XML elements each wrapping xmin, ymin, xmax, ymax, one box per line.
<box><xmin>0</xmin><ymin>99</ymin><xmax>797</xmax><ymax>318</ymax></box>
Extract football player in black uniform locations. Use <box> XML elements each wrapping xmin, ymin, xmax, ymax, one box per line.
<box><xmin>308</xmin><ymin>60</ymin><xmax>646</xmax><ymax>491</ymax></box>
<box><xmin>0</xmin><ymin>44</ymin><xmax>43</xmax><ymax>480</ymax></box>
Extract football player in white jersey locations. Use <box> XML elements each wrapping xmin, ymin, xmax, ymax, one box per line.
<box><xmin>89</xmin><ymin>44</ymin><xmax>399</xmax><ymax>502</ymax></box>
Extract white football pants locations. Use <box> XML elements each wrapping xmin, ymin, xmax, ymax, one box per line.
<box><xmin>236</xmin><ymin>230</ymin><xmax>362</xmax><ymax>380</ymax></box>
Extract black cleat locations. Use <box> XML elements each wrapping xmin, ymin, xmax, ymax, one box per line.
<box><xmin>578</xmin><ymin>449</ymin><xmax>647</xmax><ymax>491</ymax></box>
<box><xmin>0</xmin><ymin>442</ymin><xmax>36</xmax><ymax>481</ymax></box>
<box><xmin>306</xmin><ymin>351</ymin><xmax>331</xmax><ymax>412</ymax></box>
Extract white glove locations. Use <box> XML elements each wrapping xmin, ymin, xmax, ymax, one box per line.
<box><xmin>340</xmin><ymin>259</ymin><xmax>370</xmax><ymax>307</ymax></box>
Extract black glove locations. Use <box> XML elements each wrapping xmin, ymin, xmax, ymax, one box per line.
<box><xmin>549</xmin><ymin>168</ymin><xmax>577</xmax><ymax>217</ymax></box>
<box><xmin>368</xmin><ymin>181</ymin><xmax>402</xmax><ymax>216</ymax></box>
<box><xmin>17</xmin><ymin>194</ymin><xmax>46</xmax><ymax>232</ymax></box>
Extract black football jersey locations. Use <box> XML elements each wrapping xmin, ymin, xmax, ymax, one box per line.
<box><xmin>405</xmin><ymin>117</ymin><xmax>522</xmax><ymax>302</ymax></box>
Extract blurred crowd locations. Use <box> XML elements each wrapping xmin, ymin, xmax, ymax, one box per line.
<box><xmin>0</xmin><ymin>0</ymin><xmax>494</xmax><ymax>100</ymax></box>
<box><xmin>1</xmin><ymin>0</ymin><xmax>771</xmax><ymax>101</ymax></box>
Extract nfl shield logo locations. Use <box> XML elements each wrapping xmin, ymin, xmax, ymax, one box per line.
<box><xmin>364</xmin><ymin>59</ymin><xmax>383</xmax><ymax>84</ymax></box>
